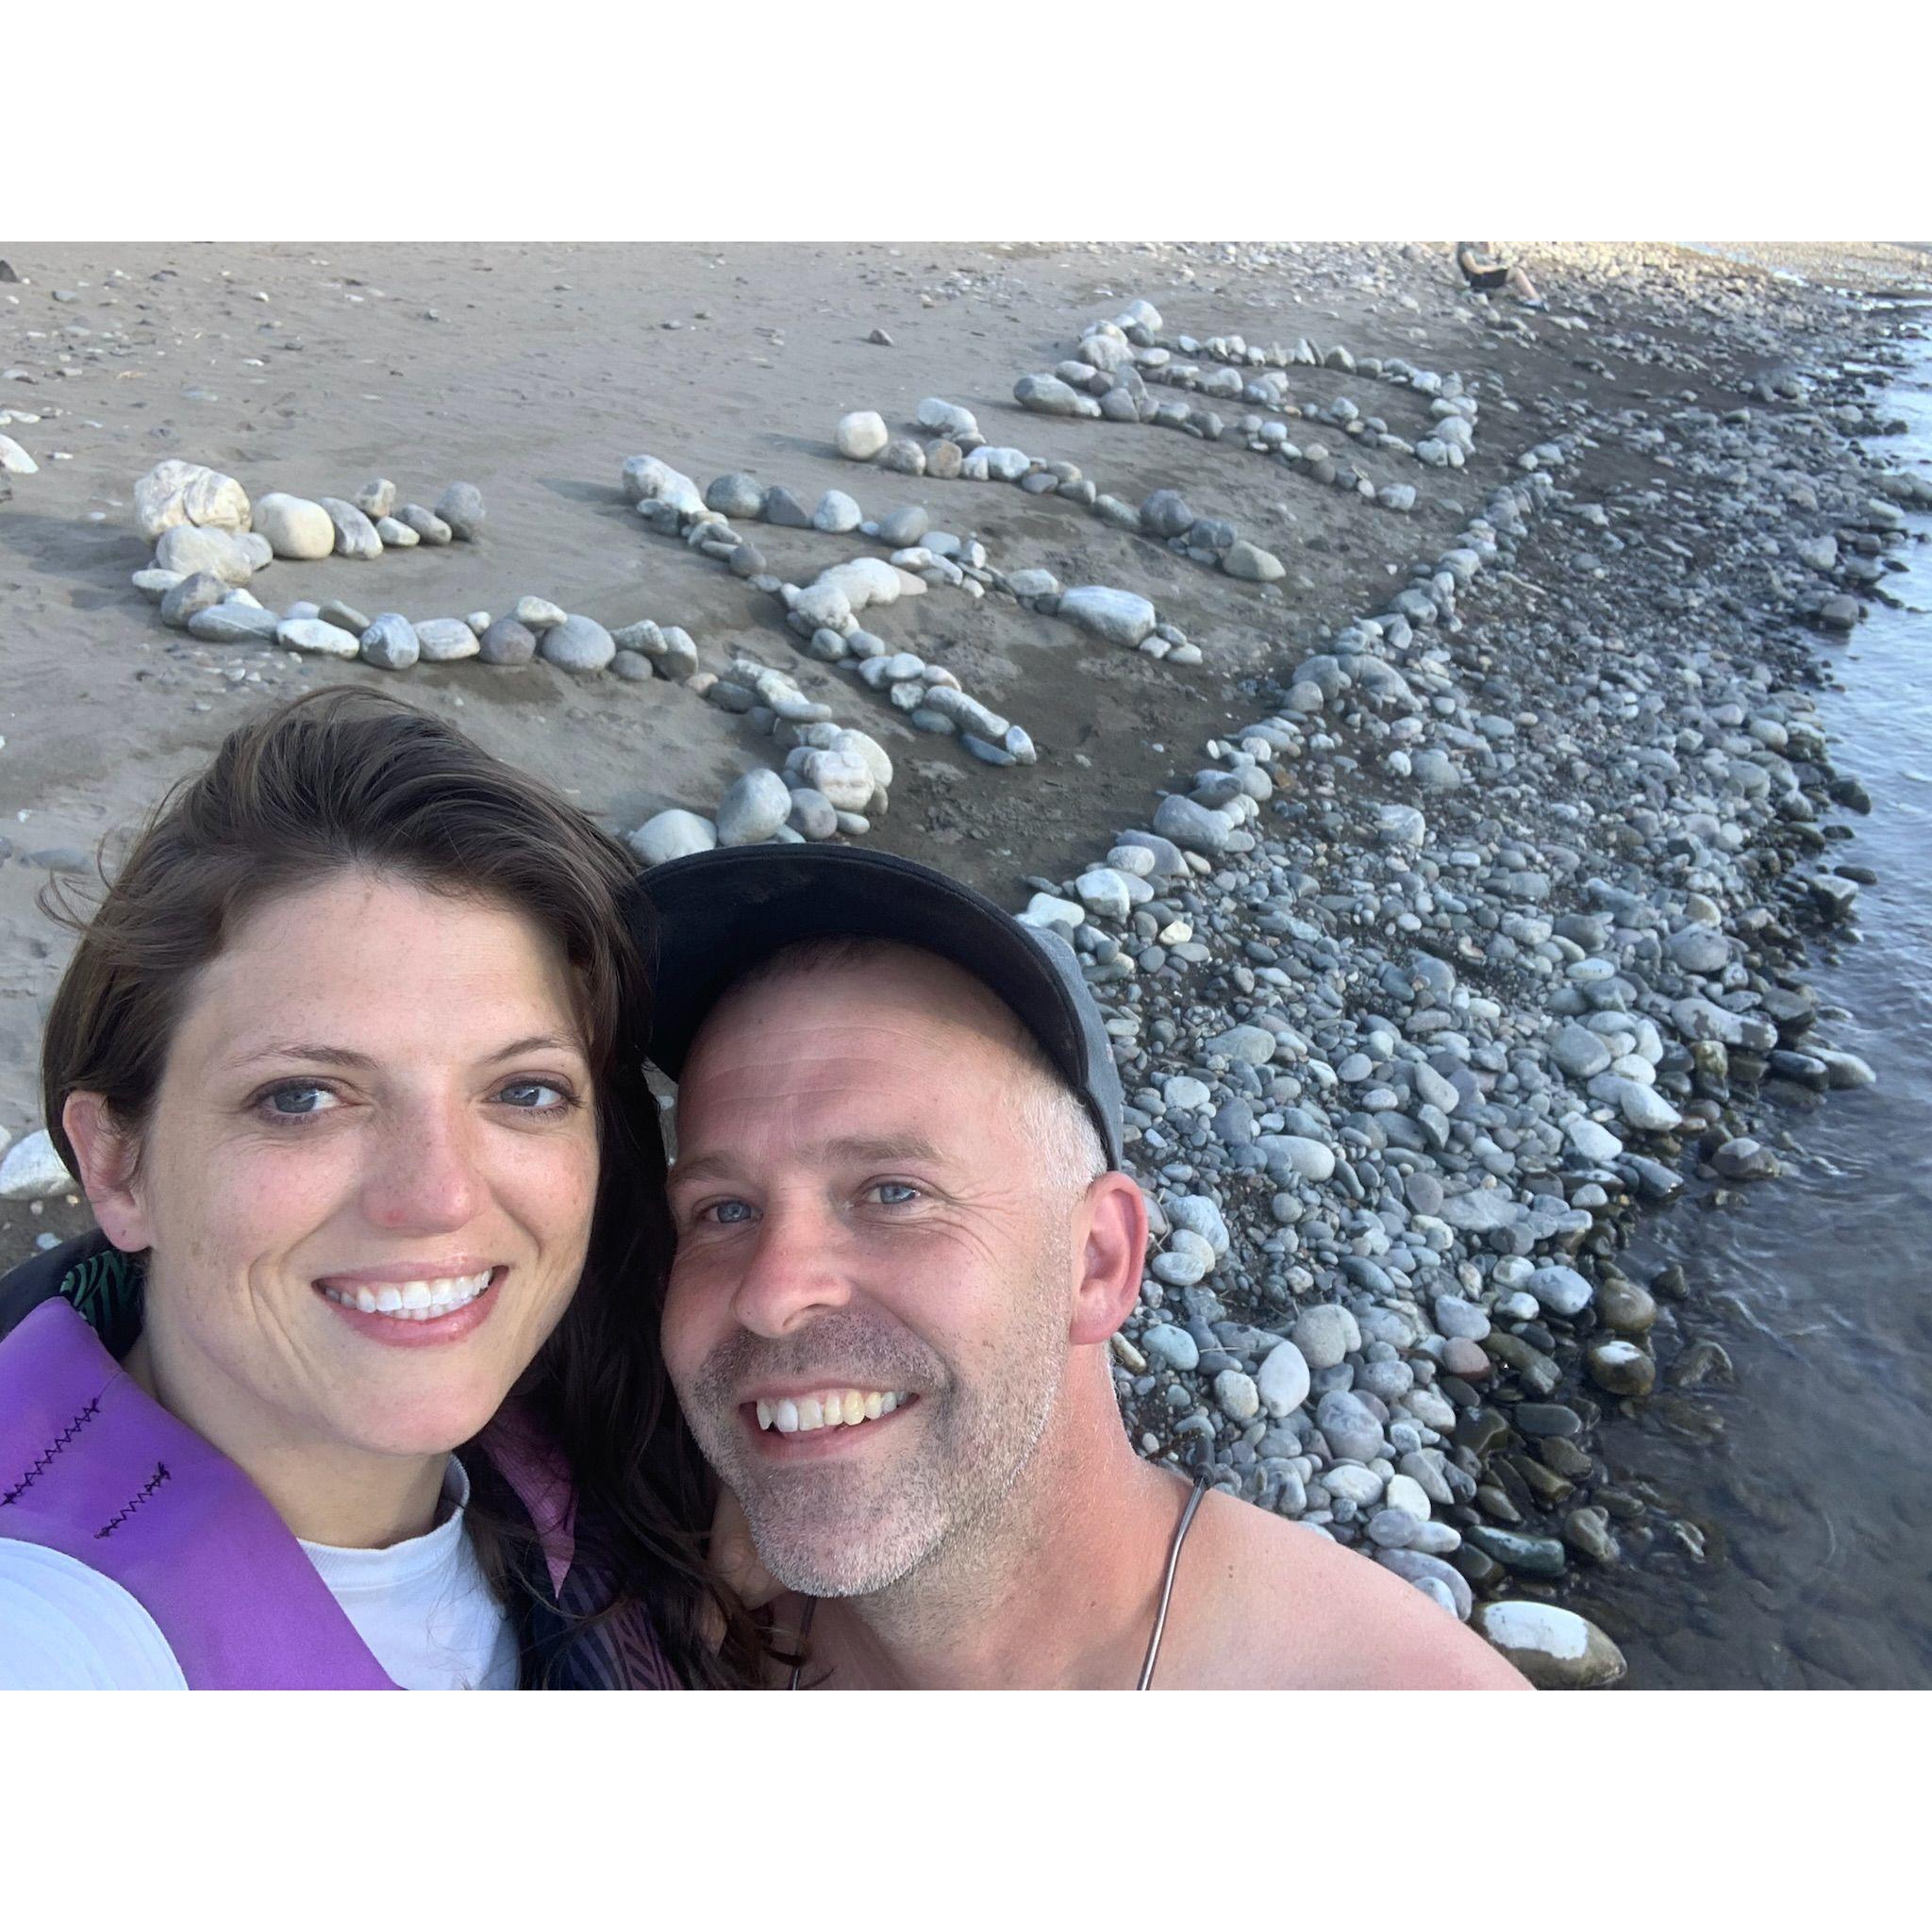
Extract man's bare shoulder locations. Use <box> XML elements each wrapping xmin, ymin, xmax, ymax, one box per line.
<box><xmin>1157</xmin><ymin>1491</ymin><xmax>1532</xmax><ymax>1690</ymax></box>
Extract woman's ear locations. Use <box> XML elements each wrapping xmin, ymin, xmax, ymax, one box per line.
<box><xmin>1068</xmin><ymin>1172</ymin><xmax>1151</xmax><ymax>1348</ymax></box>
<box><xmin>60</xmin><ymin>1092</ymin><xmax>154</xmax><ymax>1253</ymax></box>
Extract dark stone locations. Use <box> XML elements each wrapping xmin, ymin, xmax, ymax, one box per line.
<box><xmin>1455</xmin><ymin>1407</ymin><xmax>1511</xmax><ymax>1457</ymax></box>
<box><xmin>1513</xmin><ymin>1403</ymin><xmax>1583</xmax><ymax>1439</ymax></box>
<box><xmin>1449</xmin><ymin>1544</ymin><xmax>1503</xmax><ymax>1590</ymax></box>
<box><xmin>1465</xmin><ymin>1525</ymin><xmax>1568</xmax><ymax>1577</ymax></box>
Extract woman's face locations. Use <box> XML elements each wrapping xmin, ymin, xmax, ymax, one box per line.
<box><xmin>98</xmin><ymin>870</ymin><xmax>601</xmax><ymax>1469</ymax></box>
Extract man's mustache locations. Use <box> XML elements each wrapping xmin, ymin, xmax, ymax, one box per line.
<box><xmin>691</xmin><ymin>1308</ymin><xmax>945</xmax><ymax>1409</ymax></box>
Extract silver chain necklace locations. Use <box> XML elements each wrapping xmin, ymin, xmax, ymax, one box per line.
<box><xmin>786</xmin><ymin>1474</ymin><xmax>1211</xmax><ymax>1691</ymax></box>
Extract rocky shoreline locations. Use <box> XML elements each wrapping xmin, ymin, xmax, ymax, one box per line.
<box><xmin>4</xmin><ymin>240</ymin><xmax>1927</xmax><ymax>1686</ymax></box>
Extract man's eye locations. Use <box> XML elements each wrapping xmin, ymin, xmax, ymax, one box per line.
<box><xmin>705</xmin><ymin>1199</ymin><xmax>756</xmax><ymax>1225</ymax></box>
<box><xmin>871</xmin><ymin>1182</ymin><xmax>922</xmax><ymax>1208</ymax></box>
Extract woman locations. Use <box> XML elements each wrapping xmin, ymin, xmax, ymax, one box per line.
<box><xmin>0</xmin><ymin>687</ymin><xmax>758</xmax><ymax>1688</ymax></box>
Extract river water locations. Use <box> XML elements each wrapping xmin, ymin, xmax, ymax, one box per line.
<box><xmin>1561</xmin><ymin>320</ymin><xmax>1932</xmax><ymax>1689</ymax></box>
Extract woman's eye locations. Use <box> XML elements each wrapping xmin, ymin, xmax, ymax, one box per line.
<box><xmin>871</xmin><ymin>1182</ymin><xmax>922</xmax><ymax>1208</ymax></box>
<box><xmin>498</xmin><ymin>1080</ymin><xmax>568</xmax><ymax>1110</ymax></box>
<box><xmin>705</xmin><ymin>1199</ymin><xmax>756</xmax><ymax>1226</ymax></box>
<box><xmin>261</xmin><ymin>1083</ymin><xmax>337</xmax><ymax>1119</ymax></box>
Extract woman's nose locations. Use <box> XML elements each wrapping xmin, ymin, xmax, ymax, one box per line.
<box><xmin>359</xmin><ymin>1101</ymin><xmax>486</xmax><ymax>1234</ymax></box>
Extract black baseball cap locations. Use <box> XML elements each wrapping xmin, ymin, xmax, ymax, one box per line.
<box><xmin>629</xmin><ymin>844</ymin><xmax>1124</xmax><ymax>1170</ymax></box>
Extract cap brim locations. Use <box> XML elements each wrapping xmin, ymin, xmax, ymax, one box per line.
<box><xmin>627</xmin><ymin>844</ymin><xmax>1121</xmax><ymax>1167</ymax></box>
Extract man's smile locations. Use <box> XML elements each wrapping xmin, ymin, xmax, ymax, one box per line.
<box><xmin>741</xmin><ymin>1389</ymin><xmax>921</xmax><ymax>1457</ymax></box>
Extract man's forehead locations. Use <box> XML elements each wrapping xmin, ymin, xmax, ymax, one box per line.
<box><xmin>689</xmin><ymin>945</ymin><xmax>1029</xmax><ymax>1071</ymax></box>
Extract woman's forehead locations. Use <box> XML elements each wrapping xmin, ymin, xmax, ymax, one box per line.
<box><xmin>175</xmin><ymin>877</ymin><xmax>587</xmax><ymax>1063</ymax></box>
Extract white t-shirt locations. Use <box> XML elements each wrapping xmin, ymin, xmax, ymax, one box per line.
<box><xmin>0</xmin><ymin>1457</ymin><xmax>519</xmax><ymax>1690</ymax></box>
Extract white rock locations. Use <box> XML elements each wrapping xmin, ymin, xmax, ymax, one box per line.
<box><xmin>134</xmin><ymin>458</ymin><xmax>249</xmax><ymax>540</ymax></box>
<box><xmin>1563</xmin><ymin>1114</ymin><xmax>1625</xmax><ymax>1162</ymax></box>
<box><xmin>818</xmin><ymin>558</ymin><xmax>904</xmax><ymax>612</ymax></box>
<box><xmin>792</xmin><ymin>581</ymin><xmax>855</xmax><ymax>633</ymax></box>
<box><xmin>0</xmin><ymin>434</ymin><xmax>40</xmax><ymax>475</ymax></box>
<box><xmin>813</xmin><ymin>491</ymin><xmax>863</xmax><ymax>534</ymax></box>
<box><xmin>916</xmin><ymin>397</ymin><xmax>980</xmax><ymax>441</ymax></box>
<box><xmin>835</xmin><ymin>410</ymin><xmax>890</xmax><ymax>460</ymax></box>
<box><xmin>1152</xmin><ymin>1228</ymin><xmax>1216</xmax><ymax>1288</ymax></box>
<box><xmin>1291</xmin><ymin>1304</ymin><xmax>1360</xmax><ymax>1370</ymax></box>
<box><xmin>794</xmin><ymin>749</ymin><xmax>874</xmax><ymax>812</ymax></box>
<box><xmin>622</xmin><ymin>455</ymin><xmax>707</xmax><ymax>519</ymax></box>
<box><xmin>253</xmin><ymin>492</ymin><xmax>336</xmax><ymax>560</ymax></box>
<box><xmin>1473</xmin><ymin>1601</ymin><xmax>1626</xmax><ymax>1690</ymax></box>
<box><xmin>416</xmin><ymin>617</ymin><xmax>483</xmax><ymax>662</ymax></box>
<box><xmin>828</xmin><ymin>728</ymin><xmax>892</xmax><ymax>792</ymax></box>
<box><xmin>1256</xmin><ymin>1340</ymin><xmax>1312</xmax><ymax>1417</ymax></box>
<box><xmin>1074</xmin><ymin>868</ymin><xmax>1134</xmax><ymax>921</ymax></box>
<box><xmin>1021</xmin><ymin>891</ymin><xmax>1085</xmax><ymax>930</ymax></box>
<box><xmin>1385</xmin><ymin>1474</ymin><xmax>1433</xmax><ymax>1521</ymax></box>
<box><xmin>716</xmin><ymin>768</ymin><xmax>793</xmax><ymax>846</ymax></box>
<box><xmin>1058</xmin><ymin>585</ymin><xmax>1158</xmax><ymax>649</ymax></box>
<box><xmin>627</xmin><ymin>809</ymin><xmax>717</xmax><ymax>865</ymax></box>
<box><xmin>1264</xmin><ymin>1134</ymin><xmax>1336</xmax><ymax>1183</ymax></box>
<box><xmin>276</xmin><ymin>618</ymin><xmax>360</xmax><ymax>659</ymax></box>
<box><xmin>0</xmin><ymin>1129</ymin><xmax>71</xmax><ymax>1202</ymax></box>
<box><xmin>155</xmin><ymin>525</ymin><xmax>258</xmax><ymax>585</ymax></box>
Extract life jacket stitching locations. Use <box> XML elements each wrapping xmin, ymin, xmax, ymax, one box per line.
<box><xmin>1</xmin><ymin>1397</ymin><xmax>102</xmax><ymax>1506</ymax></box>
<box><xmin>95</xmin><ymin>1461</ymin><xmax>171</xmax><ymax>1538</ymax></box>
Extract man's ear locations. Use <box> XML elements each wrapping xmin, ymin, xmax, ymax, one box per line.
<box><xmin>1067</xmin><ymin>1172</ymin><xmax>1149</xmax><ymax>1347</ymax></box>
<box><xmin>61</xmin><ymin>1092</ymin><xmax>154</xmax><ymax>1253</ymax></box>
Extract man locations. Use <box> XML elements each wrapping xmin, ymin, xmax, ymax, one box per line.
<box><xmin>636</xmin><ymin>846</ymin><xmax>1529</xmax><ymax>1690</ymax></box>
<box><xmin>1454</xmin><ymin>240</ymin><xmax>1546</xmax><ymax>309</ymax></box>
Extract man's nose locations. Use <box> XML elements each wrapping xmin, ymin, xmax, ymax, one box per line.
<box><xmin>359</xmin><ymin>1098</ymin><xmax>486</xmax><ymax>1234</ymax></box>
<box><xmin>728</xmin><ymin>1198</ymin><xmax>853</xmax><ymax>1340</ymax></box>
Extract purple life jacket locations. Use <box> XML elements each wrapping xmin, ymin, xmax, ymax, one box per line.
<box><xmin>0</xmin><ymin>1236</ymin><xmax>676</xmax><ymax>1690</ymax></box>
<box><xmin>0</xmin><ymin>1298</ymin><xmax>395</xmax><ymax>1687</ymax></box>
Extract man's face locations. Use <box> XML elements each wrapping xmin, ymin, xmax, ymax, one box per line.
<box><xmin>661</xmin><ymin>945</ymin><xmax>1079</xmax><ymax>1598</ymax></box>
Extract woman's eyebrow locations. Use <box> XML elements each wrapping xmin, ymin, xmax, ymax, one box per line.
<box><xmin>218</xmin><ymin>1033</ymin><xmax>582</xmax><ymax>1073</ymax></box>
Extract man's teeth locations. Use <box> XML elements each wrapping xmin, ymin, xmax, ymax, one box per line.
<box><xmin>321</xmin><ymin>1271</ymin><xmax>493</xmax><ymax>1321</ymax></box>
<box><xmin>756</xmin><ymin>1390</ymin><xmax>906</xmax><ymax>1434</ymax></box>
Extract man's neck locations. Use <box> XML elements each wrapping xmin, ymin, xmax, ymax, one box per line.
<box><xmin>799</xmin><ymin>1394</ymin><xmax>1192</xmax><ymax>1690</ymax></box>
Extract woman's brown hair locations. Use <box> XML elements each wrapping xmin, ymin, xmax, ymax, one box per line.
<box><xmin>40</xmin><ymin>685</ymin><xmax>762</xmax><ymax>1688</ymax></box>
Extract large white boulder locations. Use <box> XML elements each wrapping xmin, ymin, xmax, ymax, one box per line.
<box><xmin>134</xmin><ymin>459</ymin><xmax>251</xmax><ymax>541</ymax></box>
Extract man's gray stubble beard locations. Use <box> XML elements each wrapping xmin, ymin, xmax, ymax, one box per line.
<box><xmin>685</xmin><ymin>1239</ymin><xmax>1074</xmax><ymax>1601</ymax></box>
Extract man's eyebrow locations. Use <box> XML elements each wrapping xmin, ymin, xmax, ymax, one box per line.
<box><xmin>669</xmin><ymin>1135</ymin><xmax>947</xmax><ymax>1185</ymax></box>
<box><xmin>218</xmin><ymin>1034</ymin><xmax>582</xmax><ymax>1074</ymax></box>
<box><xmin>820</xmin><ymin>1135</ymin><xmax>946</xmax><ymax>1167</ymax></box>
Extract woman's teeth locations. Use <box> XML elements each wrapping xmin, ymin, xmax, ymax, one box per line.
<box><xmin>757</xmin><ymin>1390</ymin><xmax>906</xmax><ymax>1434</ymax></box>
<box><xmin>321</xmin><ymin>1271</ymin><xmax>493</xmax><ymax>1321</ymax></box>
